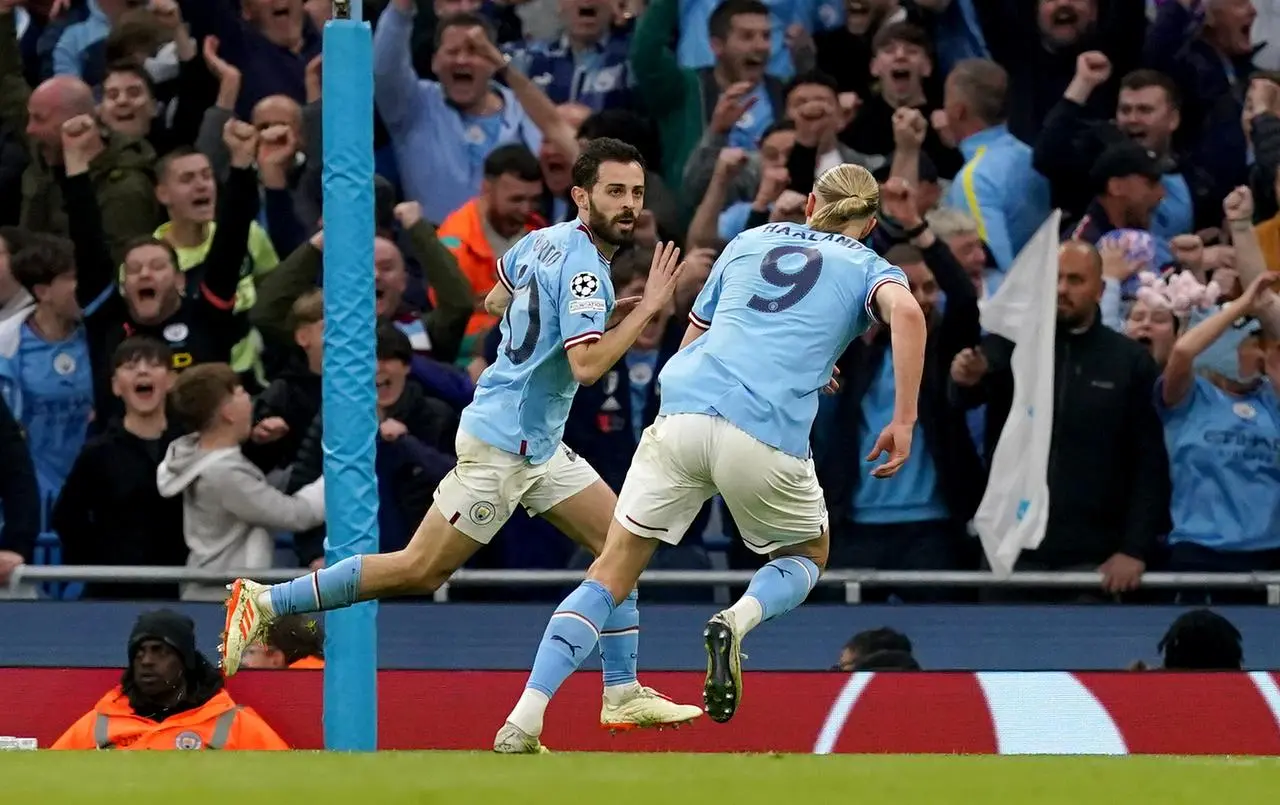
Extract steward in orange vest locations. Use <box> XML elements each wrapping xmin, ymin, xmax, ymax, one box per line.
<box><xmin>51</xmin><ymin>609</ymin><xmax>287</xmax><ymax>751</ymax></box>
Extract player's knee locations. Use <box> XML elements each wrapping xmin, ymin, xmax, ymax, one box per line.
<box><xmin>771</xmin><ymin>542</ymin><xmax>827</xmax><ymax>573</ymax></box>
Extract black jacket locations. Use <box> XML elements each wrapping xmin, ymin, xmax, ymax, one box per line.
<box><xmin>0</xmin><ymin>393</ymin><xmax>39</xmax><ymax>562</ymax></box>
<box><xmin>289</xmin><ymin>380</ymin><xmax>458</xmax><ymax>564</ymax></box>
<box><xmin>244</xmin><ymin>365</ymin><xmax>322</xmax><ymax>473</ymax></box>
<box><xmin>1033</xmin><ymin>98</ymin><xmax>1220</xmax><ymax>231</ymax></box>
<box><xmin>53</xmin><ymin>421</ymin><xmax>186</xmax><ymax>599</ymax></box>
<box><xmin>954</xmin><ymin>312</ymin><xmax>1171</xmax><ymax>566</ymax></box>
<box><xmin>819</xmin><ymin>236</ymin><xmax>985</xmax><ymax>525</ymax></box>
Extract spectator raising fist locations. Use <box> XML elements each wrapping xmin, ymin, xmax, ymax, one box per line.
<box><xmin>60</xmin><ymin>115</ymin><xmax>102</xmax><ymax>176</ymax></box>
<box><xmin>223</xmin><ymin>119</ymin><xmax>260</xmax><ymax>168</ymax></box>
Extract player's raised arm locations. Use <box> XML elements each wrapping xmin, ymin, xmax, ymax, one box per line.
<box><xmin>565</xmin><ymin>242</ymin><xmax>684</xmax><ymax>385</ymax></box>
<box><xmin>868</xmin><ymin>278</ymin><xmax>927</xmax><ymax>478</ymax></box>
<box><xmin>484</xmin><ymin>258</ymin><xmax>515</xmax><ymax>316</ymax></box>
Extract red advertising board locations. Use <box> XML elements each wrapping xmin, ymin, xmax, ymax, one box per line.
<box><xmin>4</xmin><ymin>669</ymin><xmax>1280</xmax><ymax>754</ymax></box>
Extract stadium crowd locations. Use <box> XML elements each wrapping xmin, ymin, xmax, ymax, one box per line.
<box><xmin>0</xmin><ymin>0</ymin><xmax>1274</xmax><ymax>604</ymax></box>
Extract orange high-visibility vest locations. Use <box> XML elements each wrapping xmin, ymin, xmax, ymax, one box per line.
<box><xmin>288</xmin><ymin>656</ymin><xmax>324</xmax><ymax>669</ymax></box>
<box><xmin>51</xmin><ymin>686</ymin><xmax>288</xmax><ymax>751</ymax></box>
<box><xmin>435</xmin><ymin>198</ymin><xmax>542</xmax><ymax>336</ymax></box>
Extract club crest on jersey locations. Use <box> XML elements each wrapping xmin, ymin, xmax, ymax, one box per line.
<box><xmin>470</xmin><ymin>501</ymin><xmax>496</xmax><ymax>525</ymax></box>
<box><xmin>53</xmin><ymin>352</ymin><xmax>76</xmax><ymax>375</ymax></box>
<box><xmin>174</xmin><ymin>731</ymin><xmax>203</xmax><ymax>750</ymax></box>
<box><xmin>569</xmin><ymin>272</ymin><xmax>600</xmax><ymax>299</ymax></box>
<box><xmin>163</xmin><ymin>323</ymin><xmax>190</xmax><ymax>343</ymax></box>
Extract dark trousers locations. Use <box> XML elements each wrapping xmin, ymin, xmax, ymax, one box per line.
<box><xmin>823</xmin><ymin>518</ymin><xmax>968</xmax><ymax>602</ymax></box>
<box><xmin>1164</xmin><ymin>541</ymin><xmax>1280</xmax><ymax>605</ymax></box>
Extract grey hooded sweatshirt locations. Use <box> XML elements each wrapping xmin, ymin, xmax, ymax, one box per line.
<box><xmin>156</xmin><ymin>433</ymin><xmax>326</xmax><ymax>601</ymax></box>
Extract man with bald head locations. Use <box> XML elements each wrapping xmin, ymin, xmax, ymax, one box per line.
<box><xmin>0</xmin><ymin>5</ymin><xmax>159</xmax><ymax>261</ymax></box>
<box><xmin>197</xmin><ymin>92</ymin><xmax>322</xmax><ymax>229</ymax></box>
<box><xmin>950</xmin><ymin>238</ymin><xmax>1171</xmax><ymax>599</ymax></box>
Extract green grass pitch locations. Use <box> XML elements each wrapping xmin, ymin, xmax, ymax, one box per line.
<box><xmin>5</xmin><ymin>752</ymin><xmax>1280</xmax><ymax>804</ymax></box>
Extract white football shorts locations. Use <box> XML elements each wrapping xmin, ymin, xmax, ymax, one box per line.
<box><xmin>434</xmin><ymin>429</ymin><xmax>601</xmax><ymax>543</ymax></box>
<box><xmin>614</xmin><ymin>413</ymin><xmax>828</xmax><ymax>554</ymax></box>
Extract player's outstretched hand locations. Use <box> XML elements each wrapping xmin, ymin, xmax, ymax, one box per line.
<box><xmin>640</xmin><ymin>241</ymin><xmax>684</xmax><ymax>316</ymax></box>
<box><xmin>867</xmin><ymin>421</ymin><xmax>912</xmax><ymax>478</ymax></box>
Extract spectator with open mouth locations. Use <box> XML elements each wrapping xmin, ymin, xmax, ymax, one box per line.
<box><xmin>839</xmin><ymin>21</ymin><xmax>962</xmax><ymax>180</ymax></box>
<box><xmin>54</xmin><ymin>336</ymin><xmax>185</xmax><ymax>600</ymax></box>
<box><xmin>61</xmin><ymin>115</ymin><xmax>258</xmax><ymax>420</ymax></box>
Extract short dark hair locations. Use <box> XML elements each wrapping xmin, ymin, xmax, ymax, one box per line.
<box><xmin>1158</xmin><ymin>609</ymin><xmax>1243</xmax><ymax>670</ymax></box>
<box><xmin>571</xmin><ymin>137</ymin><xmax>646</xmax><ymax>190</ymax></box>
<box><xmin>948</xmin><ymin>58</ymin><xmax>1008</xmax><ymax>126</ymax></box>
<box><xmin>0</xmin><ymin>226</ymin><xmax>30</xmax><ymax>255</ymax></box>
<box><xmin>11</xmin><ymin>233</ymin><xmax>76</xmax><ymax>293</ymax></box>
<box><xmin>784</xmin><ymin>69</ymin><xmax>840</xmax><ymax>104</ymax></box>
<box><xmin>577</xmin><ymin>110</ymin><xmax>662</xmax><ymax>169</ymax></box>
<box><xmin>759</xmin><ymin>118</ymin><xmax>796</xmax><ymax>145</ymax></box>
<box><xmin>376</xmin><ymin>321</ymin><xmax>414</xmax><ymax>364</ymax></box>
<box><xmin>157</xmin><ymin>145</ymin><xmax>209</xmax><ymax>182</ymax></box>
<box><xmin>112</xmin><ymin>335</ymin><xmax>173</xmax><ymax>371</ymax></box>
<box><xmin>102</xmin><ymin>61</ymin><xmax>157</xmax><ymax>98</ymax></box>
<box><xmin>883</xmin><ymin>243</ymin><xmax>926</xmax><ymax>267</ymax></box>
<box><xmin>169</xmin><ymin>362</ymin><xmax>241</xmax><ymax>432</ymax></box>
<box><xmin>611</xmin><ymin>247</ymin><xmax>652</xmax><ymax>289</ymax></box>
<box><xmin>845</xmin><ymin>627</ymin><xmax>913</xmax><ymax>658</ymax></box>
<box><xmin>484</xmin><ymin>144</ymin><xmax>543</xmax><ymax>182</ymax></box>
<box><xmin>121</xmin><ymin>236</ymin><xmax>180</xmax><ymax>271</ymax></box>
<box><xmin>871</xmin><ymin>21</ymin><xmax>931</xmax><ymax>57</ymax></box>
<box><xmin>265</xmin><ymin>615</ymin><xmax>324</xmax><ymax>665</ymax></box>
<box><xmin>1120</xmin><ymin>69</ymin><xmax>1182</xmax><ymax>111</ymax></box>
<box><xmin>434</xmin><ymin>12</ymin><xmax>493</xmax><ymax>50</ymax></box>
<box><xmin>708</xmin><ymin>0</ymin><xmax>769</xmax><ymax>40</ymax></box>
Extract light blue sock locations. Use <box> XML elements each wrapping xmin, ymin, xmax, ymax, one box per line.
<box><xmin>599</xmin><ymin>588</ymin><xmax>639</xmax><ymax>688</ymax></box>
<box><xmin>744</xmin><ymin>556</ymin><xmax>820</xmax><ymax>622</ymax></box>
<box><xmin>526</xmin><ymin>580</ymin><xmax>615</xmax><ymax>698</ymax></box>
<box><xmin>267</xmin><ymin>556</ymin><xmax>364</xmax><ymax>615</ymax></box>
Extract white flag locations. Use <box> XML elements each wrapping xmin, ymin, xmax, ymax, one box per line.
<box><xmin>972</xmin><ymin>210</ymin><xmax>1061</xmax><ymax>577</ymax></box>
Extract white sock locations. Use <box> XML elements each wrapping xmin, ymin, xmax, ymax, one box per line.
<box><xmin>255</xmin><ymin>589</ymin><xmax>275</xmax><ymax>616</ymax></box>
<box><xmin>603</xmin><ymin>681</ymin><xmax>642</xmax><ymax>705</ymax></box>
<box><xmin>726</xmin><ymin>595</ymin><xmax>764</xmax><ymax>638</ymax></box>
<box><xmin>507</xmin><ymin>688</ymin><xmax>551</xmax><ymax>737</ymax></box>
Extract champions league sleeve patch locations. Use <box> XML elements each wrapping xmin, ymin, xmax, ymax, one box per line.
<box><xmin>569</xmin><ymin>272</ymin><xmax>601</xmax><ymax>299</ymax></box>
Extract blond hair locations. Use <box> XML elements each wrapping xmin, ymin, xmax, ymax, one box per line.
<box><xmin>808</xmin><ymin>164</ymin><xmax>880</xmax><ymax>234</ymax></box>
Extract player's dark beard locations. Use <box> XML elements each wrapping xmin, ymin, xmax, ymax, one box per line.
<box><xmin>587</xmin><ymin>200</ymin><xmax>635</xmax><ymax>247</ymax></box>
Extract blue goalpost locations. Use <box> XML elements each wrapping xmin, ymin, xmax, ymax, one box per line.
<box><xmin>320</xmin><ymin>0</ymin><xmax>379</xmax><ymax>751</ymax></box>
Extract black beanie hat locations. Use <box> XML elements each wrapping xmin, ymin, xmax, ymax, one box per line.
<box><xmin>128</xmin><ymin>609</ymin><xmax>199</xmax><ymax>672</ymax></box>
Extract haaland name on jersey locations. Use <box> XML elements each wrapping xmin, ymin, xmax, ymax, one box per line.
<box><xmin>759</xmin><ymin>222</ymin><xmax>863</xmax><ymax>249</ymax></box>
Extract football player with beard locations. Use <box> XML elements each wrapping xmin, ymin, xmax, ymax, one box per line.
<box><xmin>220</xmin><ymin>137</ymin><xmax>704</xmax><ymax>741</ymax></box>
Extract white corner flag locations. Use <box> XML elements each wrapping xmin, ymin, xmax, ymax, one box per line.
<box><xmin>972</xmin><ymin>210</ymin><xmax>1062</xmax><ymax>578</ymax></box>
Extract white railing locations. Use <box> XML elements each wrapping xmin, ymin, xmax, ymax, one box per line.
<box><xmin>8</xmin><ymin>566</ymin><xmax>1280</xmax><ymax>604</ymax></box>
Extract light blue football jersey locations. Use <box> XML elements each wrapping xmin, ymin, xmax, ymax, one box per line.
<box><xmin>659</xmin><ymin>222</ymin><xmax>908</xmax><ymax>458</ymax></box>
<box><xmin>460</xmin><ymin>220</ymin><xmax>616</xmax><ymax>464</ymax></box>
